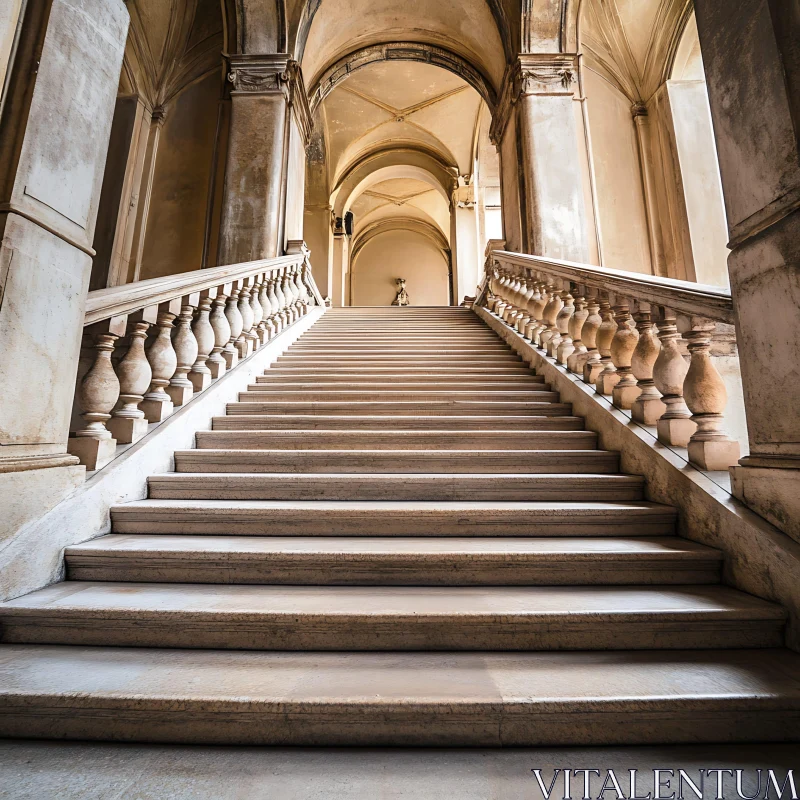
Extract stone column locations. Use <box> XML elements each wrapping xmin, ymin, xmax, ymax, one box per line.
<box><xmin>0</xmin><ymin>0</ymin><xmax>129</xmax><ymax>531</ymax></box>
<box><xmin>218</xmin><ymin>56</ymin><xmax>311</xmax><ymax>265</ymax></box>
<box><xmin>330</xmin><ymin>218</ymin><xmax>349</xmax><ymax>308</ymax></box>
<box><xmin>450</xmin><ymin>179</ymin><xmax>479</xmax><ymax>305</ymax></box>
<box><xmin>491</xmin><ymin>55</ymin><xmax>590</xmax><ymax>261</ymax></box>
<box><xmin>694</xmin><ymin>0</ymin><xmax>800</xmax><ymax>541</ymax></box>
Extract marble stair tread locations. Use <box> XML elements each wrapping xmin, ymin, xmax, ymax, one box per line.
<box><xmin>225</xmin><ymin>400</ymin><xmax>574</xmax><ymax>416</ymax></box>
<box><xmin>173</xmin><ymin>448</ymin><xmax>621</xmax><ymax>474</ymax></box>
<box><xmin>195</xmin><ymin>430</ymin><xmax>595</xmax><ymax>451</ymax></box>
<box><xmin>63</xmin><ymin>534</ymin><xmax>724</xmax><ymax>585</ymax></box>
<box><xmin>146</xmin><ymin>473</ymin><xmax>645</xmax><ymax>502</ymax></box>
<box><xmin>110</xmin><ymin>499</ymin><xmax>677</xmax><ymax>536</ymax></box>
<box><xmin>275</xmin><ymin>358</ymin><xmax>526</xmax><ymax>365</ymax></box>
<box><xmin>265</xmin><ymin>366</ymin><xmax>536</xmax><ymax>374</ymax></box>
<box><xmin>2</xmin><ymin>646</ymin><xmax>800</xmax><ymax>745</ymax></box>
<box><xmin>238</xmin><ymin>389</ymin><xmax>561</xmax><ymax>402</ymax></box>
<box><xmin>211</xmin><ymin>415</ymin><xmax>584</xmax><ymax>431</ymax></box>
<box><xmin>0</xmin><ymin>583</ymin><xmax>784</xmax><ymax>651</ymax></box>
<box><xmin>254</xmin><ymin>376</ymin><xmax>547</xmax><ymax>385</ymax></box>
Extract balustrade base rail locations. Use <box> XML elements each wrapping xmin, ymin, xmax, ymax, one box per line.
<box><xmin>483</xmin><ymin>251</ymin><xmax>740</xmax><ymax>473</ymax></box>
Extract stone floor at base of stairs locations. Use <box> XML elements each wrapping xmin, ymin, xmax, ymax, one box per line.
<box><xmin>0</xmin><ymin>740</ymin><xmax>796</xmax><ymax>800</ymax></box>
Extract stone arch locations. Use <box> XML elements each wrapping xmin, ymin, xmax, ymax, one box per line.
<box><xmin>308</xmin><ymin>43</ymin><xmax>498</xmax><ymax>114</ymax></box>
<box><xmin>351</xmin><ymin>218</ymin><xmax>450</xmax><ymax>263</ymax></box>
<box><xmin>331</xmin><ymin>149</ymin><xmax>456</xmax><ymax>220</ymax></box>
<box><xmin>293</xmin><ymin>0</ymin><xmax>513</xmax><ymax>72</ymax></box>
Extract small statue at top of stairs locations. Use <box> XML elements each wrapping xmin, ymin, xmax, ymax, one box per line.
<box><xmin>392</xmin><ymin>278</ymin><xmax>411</xmax><ymax>306</ymax></box>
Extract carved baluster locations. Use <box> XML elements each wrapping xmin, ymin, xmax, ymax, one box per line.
<box><xmin>526</xmin><ymin>281</ymin><xmax>547</xmax><ymax>343</ymax></box>
<box><xmin>108</xmin><ymin>310</ymin><xmax>156</xmax><ymax>444</ymax></box>
<box><xmin>267</xmin><ymin>276</ymin><xmax>282</xmax><ymax>334</ymax></box>
<box><xmin>282</xmin><ymin>271</ymin><xmax>295</xmax><ymax>323</ymax></box>
<box><xmin>189</xmin><ymin>291</ymin><xmax>215</xmax><ymax>393</ymax></box>
<box><xmin>258</xmin><ymin>274</ymin><xmax>272</xmax><ymax>341</ymax></box>
<box><xmin>591</xmin><ymin>297</ymin><xmax>617</xmax><ymax>390</ymax></box>
<box><xmin>167</xmin><ymin>295</ymin><xmax>199</xmax><ymax>406</ymax></box>
<box><xmin>630</xmin><ymin>301</ymin><xmax>666</xmax><ymax>424</ymax></box>
<box><xmin>653</xmin><ymin>308</ymin><xmax>695</xmax><ymax>446</ymax></box>
<box><xmin>141</xmin><ymin>299</ymin><xmax>181</xmax><ymax>422</ymax></box>
<box><xmin>249</xmin><ymin>276</ymin><xmax>265</xmax><ymax>346</ymax></box>
<box><xmin>237</xmin><ymin>283</ymin><xmax>255</xmax><ymax>357</ymax></box>
<box><xmin>516</xmin><ymin>278</ymin><xmax>534</xmax><ymax>333</ymax></box>
<box><xmin>610</xmin><ymin>298</ymin><xmax>640</xmax><ymax>409</ymax></box>
<box><xmin>577</xmin><ymin>293</ymin><xmax>602</xmax><ymax>380</ymax></box>
<box><xmin>292</xmin><ymin>266</ymin><xmax>305</xmax><ymax>314</ymax></box>
<box><xmin>68</xmin><ymin>316</ymin><xmax>127</xmax><ymax>470</ymax></box>
<box><xmin>549</xmin><ymin>282</ymin><xmax>574</xmax><ymax>359</ymax></box>
<box><xmin>287</xmin><ymin>269</ymin><xmax>301</xmax><ymax>319</ymax></box>
<box><xmin>208</xmin><ymin>285</ymin><xmax>231</xmax><ymax>379</ymax></box>
<box><xmin>565</xmin><ymin>287</ymin><xmax>589</xmax><ymax>372</ymax></box>
<box><xmin>538</xmin><ymin>281</ymin><xmax>563</xmax><ymax>353</ymax></box>
<box><xmin>521</xmin><ymin>281</ymin><xmax>541</xmax><ymax>340</ymax></box>
<box><xmin>276</xmin><ymin>273</ymin><xmax>289</xmax><ymax>325</ymax></box>
<box><xmin>683</xmin><ymin>318</ymin><xmax>741</xmax><ymax>470</ymax></box>
<box><xmin>224</xmin><ymin>285</ymin><xmax>243</xmax><ymax>368</ymax></box>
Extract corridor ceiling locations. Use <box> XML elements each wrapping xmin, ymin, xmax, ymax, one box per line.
<box><xmin>316</xmin><ymin>59</ymin><xmax>487</xmax><ymax>245</ymax></box>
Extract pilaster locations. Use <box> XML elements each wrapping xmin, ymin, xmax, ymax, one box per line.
<box><xmin>219</xmin><ymin>55</ymin><xmax>312</xmax><ymax>265</ymax></box>
<box><xmin>491</xmin><ymin>54</ymin><xmax>590</xmax><ymax>262</ymax></box>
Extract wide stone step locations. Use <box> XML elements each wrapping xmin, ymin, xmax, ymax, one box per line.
<box><xmin>64</xmin><ymin>534</ymin><xmax>724</xmax><ymax>585</ymax></box>
<box><xmin>0</xmin><ymin>584</ymin><xmax>783</xmax><ymax>651</ymax></box>
<box><xmin>110</xmin><ymin>499</ymin><xmax>677</xmax><ymax>536</ymax></box>
<box><xmin>287</xmin><ymin>347</ymin><xmax>512</xmax><ymax>355</ymax></box>
<box><xmin>265</xmin><ymin>366</ymin><xmax>537</xmax><ymax>376</ymax></box>
<box><xmin>276</xmin><ymin>356</ymin><xmax>525</xmax><ymax>365</ymax></box>
<box><xmin>194</xmin><ymin>430</ymin><xmax>596</xmax><ymax>451</ymax></box>
<box><xmin>174</xmin><ymin>449</ymin><xmax>620</xmax><ymax>474</ymax></box>
<box><xmin>211</xmin><ymin>414</ymin><xmax>584</xmax><ymax>431</ymax></box>
<box><xmin>255</xmin><ymin>375</ymin><xmax>546</xmax><ymax>385</ymax></box>
<box><xmin>147</xmin><ymin>473</ymin><xmax>645</xmax><ymax>502</ymax></box>
<box><xmin>3</xmin><ymin>646</ymin><xmax>799</xmax><ymax>745</ymax></box>
<box><xmin>238</xmin><ymin>389</ymin><xmax>561</xmax><ymax>402</ymax></box>
<box><xmin>226</xmin><ymin>400</ymin><xmax>573</xmax><ymax>416</ymax></box>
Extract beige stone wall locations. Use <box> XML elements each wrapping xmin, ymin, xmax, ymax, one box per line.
<box><xmin>583</xmin><ymin>69</ymin><xmax>652</xmax><ymax>274</ymax></box>
<box><xmin>0</xmin><ymin>0</ymin><xmax>22</xmax><ymax>104</ymax></box>
<box><xmin>139</xmin><ymin>73</ymin><xmax>220</xmax><ymax>279</ymax></box>
<box><xmin>351</xmin><ymin>230</ymin><xmax>449</xmax><ymax>306</ymax></box>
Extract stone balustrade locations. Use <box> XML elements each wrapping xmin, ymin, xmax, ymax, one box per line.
<box><xmin>69</xmin><ymin>251</ymin><xmax>323</xmax><ymax>471</ymax></box>
<box><xmin>482</xmin><ymin>252</ymin><xmax>740</xmax><ymax>472</ymax></box>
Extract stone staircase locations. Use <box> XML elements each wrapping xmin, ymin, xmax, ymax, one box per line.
<box><xmin>1</xmin><ymin>306</ymin><xmax>800</xmax><ymax>745</ymax></box>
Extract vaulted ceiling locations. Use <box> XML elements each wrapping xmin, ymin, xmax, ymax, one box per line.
<box><xmin>120</xmin><ymin>0</ymin><xmax>224</xmax><ymax>109</ymax></box>
<box><xmin>579</xmin><ymin>0</ymin><xmax>694</xmax><ymax>103</ymax></box>
<box><xmin>315</xmin><ymin>59</ymin><xmax>490</xmax><ymax>245</ymax></box>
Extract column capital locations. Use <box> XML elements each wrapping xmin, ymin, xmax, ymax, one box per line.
<box><xmin>226</xmin><ymin>55</ymin><xmax>313</xmax><ymax>146</ymax></box>
<box><xmin>489</xmin><ymin>53</ymin><xmax>579</xmax><ymax>145</ymax></box>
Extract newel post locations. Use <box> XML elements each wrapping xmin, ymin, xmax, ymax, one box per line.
<box><xmin>682</xmin><ymin>317</ymin><xmax>741</xmax><ymax>470</ymax></box>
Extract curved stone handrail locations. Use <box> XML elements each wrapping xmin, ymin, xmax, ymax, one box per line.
<box><xmin>69</xmin><ymin>248</ymin><xmax>324</xmax><ymax>471</ymax></box>
<box><xmin>494</xmin><ymin>251</ymin><xmax>734</xmax><ymax>324</ymax></box>
<box><xmin>483</xmin><ymin>250</ymin><xmax>740</xmax><ymax>473</ymax></box>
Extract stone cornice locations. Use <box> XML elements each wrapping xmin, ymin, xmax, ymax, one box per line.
<box><xmin>227</xmin><ymin>54</ymin><xmax>290</xmax><ymax>94</ymax></box>
<box><xmin>489</xmin><ymin>54</ymin><xmax>579</xmax><ymax>145</ymax></box>
<box><xmin>227</xmin><ymin>54</ymin><xmax>313</xmax><ymax>146</ymax></box>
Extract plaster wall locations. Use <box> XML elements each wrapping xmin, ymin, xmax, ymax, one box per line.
<box><xmin>284</xmin><ymin>117</ymin><xmax>307</xmax><ymax>246</ymax></box>
<box><xmin>140</xmin><ymin>74</ymin><xmax>220</xmax><ymax>279</ymax></box>
<box><xmin>666</xmin><ymin>80</ymin><xmax>730</xmax><ymax>287</ymax></box>
<box><xmin>0</xmin><ymin>0</ymin><xmax>22</xmax><ymax>103</ymax></box>
<box><xmin>499</xmin><ymin>123</ymin><xmax>524</xmax><ymax>253</ymax></box>
<box><xmin>351</xmin><ymin>230</ymin><xmax>449</xmax><ymax>306</ymax></box>
<box><xmin>583</xmin><ymin>69</ymin><xmax>651</xmax><ymax>273</ymax></box>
